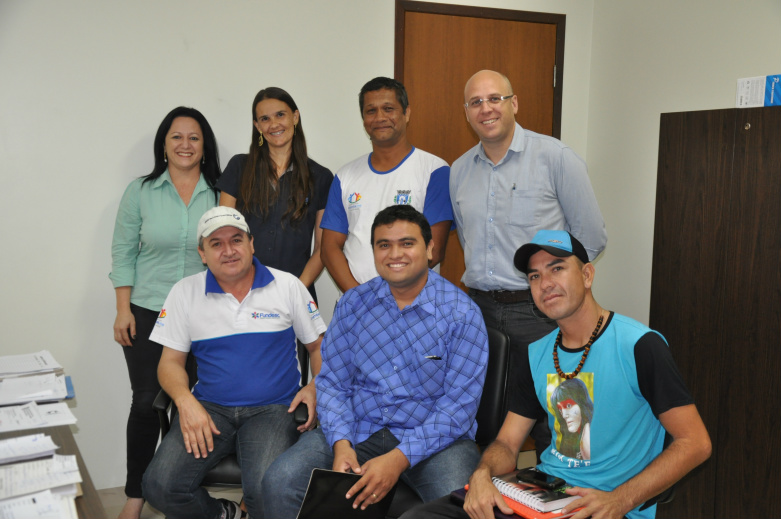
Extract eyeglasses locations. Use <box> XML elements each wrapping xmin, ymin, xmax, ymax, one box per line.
<box><xmin>464</xmin><ymin>95</ymin><xmax>513</xmax><ymax>110</ymax></box>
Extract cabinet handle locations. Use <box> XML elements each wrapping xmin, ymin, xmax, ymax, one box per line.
<box><xmin>744</xmin><ymin>123</ymin><xmax>751</xmax><ymax>130</ymax></box>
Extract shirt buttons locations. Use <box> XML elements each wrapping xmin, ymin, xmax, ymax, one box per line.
<box><xmin>489</xmin><ymin>217</ymin><xmax>493</xmax><ymax>223</ymax></box>
<box><xmin>383</xmin><ymin>408</ymin><xmax>388</xmax><ymax>413</ymax></box>
<box><xmin>393</xmin><ymin>365</ymin><xmax>398</xmax><ymax>371</ymax></box>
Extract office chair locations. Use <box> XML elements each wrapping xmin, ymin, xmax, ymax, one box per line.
<box><xmin>152</xmin><ymin>342</ymin><xmax>310</xmax><ymax>486</ymax></box>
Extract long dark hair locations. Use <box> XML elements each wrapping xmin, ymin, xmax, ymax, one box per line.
<box><xmin>142</xmin><ymin>106</ymin><xmax>221</xmax><ymax>201</ymax></box>
<box><xmin>239</xmin><ymin>87</ymin><xmax>311</xmax><ymax>224</ymax></box>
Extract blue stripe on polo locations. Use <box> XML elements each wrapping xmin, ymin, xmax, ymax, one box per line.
<box><xmin>192</xmin><ymin>327</ymin><xmax>300</xmax><ymax>407</ymax></box>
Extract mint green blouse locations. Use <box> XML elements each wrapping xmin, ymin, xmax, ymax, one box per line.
<box><xmin>109</xmin><ymin>170</ymin><xmax>217</xmax><ymax>311</ymax></box>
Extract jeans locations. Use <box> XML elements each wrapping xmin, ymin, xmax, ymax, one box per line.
<box><xmin>468</xmin><ymin>290</ymin><xmax>555</xmax><ymax>460</ymax></box>
<box><xmin>142</xmin><ymin>400</ymin><xmax>298</xmax><ymax>519</ymax></box>
<box><xmin>399</xmin><ymin>495</ymin><xmax>468</xmax><ymax>519</ymax></box>
<box><xmin>262</xmin><ymin>428</ymin><xmax>480</xmax><ymax>519</ymax></box>
<box><xmin>122</xmin><ymin>304</ymin><xmax>197</xmax><ymax>498</ymax></box>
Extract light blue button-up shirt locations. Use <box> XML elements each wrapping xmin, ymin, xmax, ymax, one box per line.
<box><xmin>109</xmin><ymin>170</ymin><xmax>217</xmax><ymax>311</ymax></box>
<box><xmin>450</xmin><ymin>123</ymin><xmax>607</xmax><ymax>291</ymax></box>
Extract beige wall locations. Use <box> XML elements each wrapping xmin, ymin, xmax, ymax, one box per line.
<box><xmin>587</xmin><ymin>0</ymin><xmax>781</xmax><ymax>320</ymax></box>
<box><xmin>0</xmin><ymin>0</ymin><xmax>777</xmax><ymax>490</ymax></box>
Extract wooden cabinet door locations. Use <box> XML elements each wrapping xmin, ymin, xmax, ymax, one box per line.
<box><xmin>651</xmin><ymin>106</ymin><xmax>781</xmax><ymax>518</ymax></box>
<box><xmin>715</xmin><ymin>107</ymin><xmax>781</xmax><ymax>518</ymax></box>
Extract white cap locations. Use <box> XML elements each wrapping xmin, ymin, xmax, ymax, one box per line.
<box><xmin>197</xmin><ymin>206</ymin><xmax>250</xmax><ymax>240</ymax></box>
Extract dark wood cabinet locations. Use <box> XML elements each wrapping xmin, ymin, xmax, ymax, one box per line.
<box><xmin>650</xmin><ymin>107</ymin><xmax>781</xmax><ymax>519</ymax></box>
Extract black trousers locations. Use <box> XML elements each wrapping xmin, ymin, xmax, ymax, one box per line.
<box><xmin>121</xmin><ymin>304</ymin><xmax>195</xmax><ymax>498</ymax></box>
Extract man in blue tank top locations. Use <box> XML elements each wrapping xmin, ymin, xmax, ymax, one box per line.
<box><xmin>403</xmin><ymin>230</ymin><xmax>711</xmax><ymax>519</ymax></box>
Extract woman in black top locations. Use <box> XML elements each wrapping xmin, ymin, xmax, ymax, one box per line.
<box><xmin>218</xmin><ymin>87</ymin><xmax>333</xmax><ymax>300</ymax></box>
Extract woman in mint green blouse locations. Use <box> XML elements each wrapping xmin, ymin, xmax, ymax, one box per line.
<box><xmin>109</xmin><ymin>106</ymin><xmax>220</xmax><ymax>519</ymax></box>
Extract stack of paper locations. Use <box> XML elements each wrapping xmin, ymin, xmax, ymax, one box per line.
<box><xmin>0</xmin><ymin>489</ymin><xmax>77</xmax><ymax>519</ymax></box>
<box><xmin>0</xmin><ymin>351</ymin><xmax>62</xmax><ymax>378</ymax></box>
<box><xmin>0</xmin><ymin>433</ymin><xmax>59</xmax><ymax>463</ymax></box>
<box><xmin>0</xmin><ymin>454</ymin><xmax>82</xmax><ymax>501</ymax></box>
<box><xmin>0</xmin><ymin>373</ymin><xmax>70</xmax><ymax>406</ymax></box>
<box><xmin>0</xmin><ymin>402</ymin><xmax>78</xmax><ymax>433</ymax></box>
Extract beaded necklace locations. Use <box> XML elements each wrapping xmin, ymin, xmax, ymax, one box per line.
<box><xmin>553</xmin><ymin>314</ymin><xmax>604</xmax><ymax>380</ymax></box>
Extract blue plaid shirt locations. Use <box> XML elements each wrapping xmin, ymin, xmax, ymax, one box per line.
<box><xmin>316</xmin><ymin>270</ymin><xmax>488</xmax><ymax>467</ymax></box>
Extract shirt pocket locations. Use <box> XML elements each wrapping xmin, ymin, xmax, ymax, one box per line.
<box><xmin>411</xmin><ymin>339</ymin><xmax>448</xmax><ymax>389</ymax></box>
<box><xmin>508</xmin><ymin>189</ymin><xmax>540</xmax><ymax>228</ymax></box>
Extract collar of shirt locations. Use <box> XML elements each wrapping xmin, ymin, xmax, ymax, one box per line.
<box><xmin>367</xmin><ymin>146</ymin><xmax>416</xmax><ymax>174</ymax></box>
<box><xmin>204</xmin><ymin>256</ymin><xmax>274</xmax><ymax>294</ymax></box>
<box><xmin>473</xmin><ymin>122</ymin><xmax>526</xmax><ymax>168</ymax></box>
<box><xmin>151</xmin><ymin>169</ymin><xmax>211</xmax><ymax>198</ymax></box>
<box><xmin>374</xmin><ymin>270</ymin><xmax>437</xmax><ymax>318</ymax></box>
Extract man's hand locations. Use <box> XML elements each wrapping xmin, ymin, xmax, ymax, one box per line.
<box><xmin>345</xmin><ymin>449</ymin><xmax>409</xmax><ymax>511</ymax></box>
<box><xmin>176</xmin><ymin>395</ymin><xmax>221</xmax><ymax>459</ymax></box>
<box><xmin>332</xmin><ymin>439</ymin><xmax>361</xmax><ymax>474</ymax></box>
<box><xmin>289</xmin><ymin>381</ymin><xmax>317</xmax><ymax>432</ymax></box>
<box><xmin>562</xmin><ymin>487</ymin><xmax>631</xmax><ymax>519</ymax></box>
<box><xmin>463</xmin><ymin>467</ymin><xmax>513</xmax><ymax>519</ymax></box>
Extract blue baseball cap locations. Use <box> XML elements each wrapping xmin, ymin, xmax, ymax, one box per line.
<box><xmin>513</xmin><ymin>230</ymin><xmax>590</xmax><ymax>274</ymax></box>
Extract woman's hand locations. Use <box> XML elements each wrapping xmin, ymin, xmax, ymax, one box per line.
<box><xmin>113</xmin><ymin>307</ymin><xmax>136</xmax><ymax>346</ymax></box>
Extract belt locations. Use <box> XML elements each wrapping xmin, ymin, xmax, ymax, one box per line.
<box><xmin>470</xmin><ymin>288</ymin><xmax>531</xmax><ymax>304</ymax></box>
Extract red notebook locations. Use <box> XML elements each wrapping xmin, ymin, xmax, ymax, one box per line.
<box><xmin>460</xmin><ymin>475</ymin><xmax>582</xmax><ymax>519</ymax></box>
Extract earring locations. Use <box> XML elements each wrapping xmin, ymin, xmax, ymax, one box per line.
<box><xmin>294</xmin><ymin>124</ymin><xmax>297</xmax><ymax>136</ymax></box>
<box><xmin>202</xmin><ymin>154</ymin><xmax>205</xmax><ymax>164</ymax></box>
<box><xmin>164</xmin><ymin>150</ymin><xmax>167</xmax><ymax>162</ymax></box>
<box><xmin>258</xmin><ymin>133</ymin><xmax>264</xmax><ymax>147</ymax></box>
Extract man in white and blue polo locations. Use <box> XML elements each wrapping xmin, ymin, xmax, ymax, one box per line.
<box><xmin>142</xmin><ymin>206</ymin><xmax>326</xmax><ymax>519</ymax></box>
<box><xmin>320</xmin><ymin>76</ymin><xmax>453</xmax><ymax>293</ymax></box>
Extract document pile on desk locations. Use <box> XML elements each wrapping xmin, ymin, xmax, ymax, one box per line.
<box><xmin>0</xmin><ymin>351</ymin><xmax>77</xmax><ymax>432</ymax></box>
<box><xmin>0</xmin><ymin>434</ymin><xmax>81</xmax><ymax>518</ymax></box>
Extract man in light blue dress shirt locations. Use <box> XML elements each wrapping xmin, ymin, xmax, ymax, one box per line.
<box><xmin>450</xmin><ymin>70</ymin><xmax>607</xmax><ymax>458</ymax></box>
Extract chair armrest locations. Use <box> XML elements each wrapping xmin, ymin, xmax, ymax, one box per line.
<box><xmin>152</xmin><ymin>389</ymin><xmax>173</xmax><ymax>438</ymax></box>
<box><xmin>293</xmin><ymin>402</ymin><xmax>308</xmax><ymax>425</ymax></box>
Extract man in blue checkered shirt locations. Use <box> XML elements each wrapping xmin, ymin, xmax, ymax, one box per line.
<box><xmin>263</xmin><ymin>205</ymin><xmax>489</xmax><ymax>518</ymax></box>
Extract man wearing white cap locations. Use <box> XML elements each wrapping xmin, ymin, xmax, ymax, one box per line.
<box><xmin>142</xmin><ymin>206</ymin><xmax>326</xmax><ymax>519</ymax></box>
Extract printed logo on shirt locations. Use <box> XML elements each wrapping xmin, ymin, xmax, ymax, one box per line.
<box><xmin>251</xmin><ymin>311</ymin><xmax>281</xmax><ymax>319</ymax></box>
<box><xmin>307</xmin><ymin>301</ymin><xmax>321</xmax><ymax>320</ymax></box>
<box><xmin>394</xmin><ymin>190</ymin><xmax>412</xmax><ymax>205</ymax></box>
<box><xmin>347</xmin><ymin>192</ymin><xmax>362</xmax><ymax>211</ymax></box>
<box><xmin>158</xmin><ymin>309</ymin><xmax>167</xmax><ymax>319</ymax></box>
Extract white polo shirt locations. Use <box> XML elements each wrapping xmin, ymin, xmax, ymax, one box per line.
<box><xmin>150</xmin><ymin>257</ymin><xmax>327</xmax><ymax>407</ymax></box>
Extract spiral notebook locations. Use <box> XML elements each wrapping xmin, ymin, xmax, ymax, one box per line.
<box><xmin>491</xmin><ymin>473</ymin><xmax>581</xmax><ymax>513</ymax></box>
<box><xmin>452</xmin><ymin>486</ymin><xmax>579</xmax><ymax>519</ymax></box>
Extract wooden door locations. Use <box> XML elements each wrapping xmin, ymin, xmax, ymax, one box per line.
<box><xmin>395</xmin><ymin>1</ymin><xmax>565</xmax><ymax>289</ymax></box>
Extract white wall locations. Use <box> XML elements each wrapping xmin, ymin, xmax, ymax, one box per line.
<box><xmin>587</xmin><ymin>0</ymin><xmax>781</xmax><ymax>321</ymax></box>
<box><xmin>0</xmin><ymin>0</ymin><xmax>595</xmax><ymax>490</ymax></box>
<box><xmin>5</xmin><ymin>0</ymin><xmax>776</xmax><ymax>493</ymax></box>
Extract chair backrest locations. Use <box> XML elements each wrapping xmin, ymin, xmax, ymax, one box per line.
<box><xmin>475</xmin><ymin>326</ymin><xmax>511</xmax><ymax>447</ymax></box>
